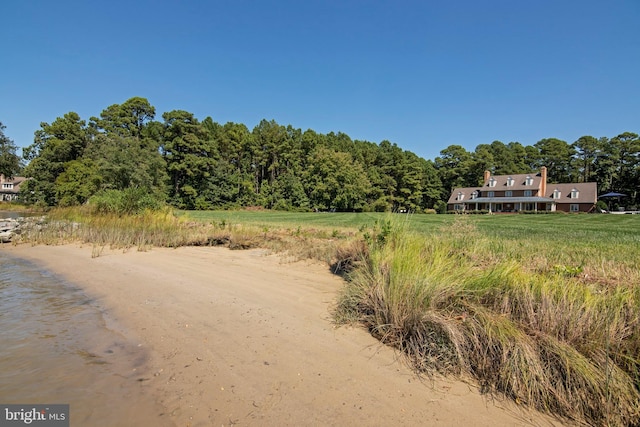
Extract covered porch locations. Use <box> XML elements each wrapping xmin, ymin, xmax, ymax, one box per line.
<box><xmin>456</xmin><ymin>196</ymin><xmax>555</xmax><ymax>213</ymax></box>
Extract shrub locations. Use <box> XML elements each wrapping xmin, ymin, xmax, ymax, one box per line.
<box><xmin>433</xmin><ymin>200</ymin><xmax>447</xmax><ymax>214</ymax></box>
<box><xmin>89</xmin><ymin>188</ymin><xmax>164</xmax><ymax>215</ymax></box>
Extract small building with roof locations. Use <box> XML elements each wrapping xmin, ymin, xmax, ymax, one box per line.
<box><xmin>0</xmin><ymin>174</ymin><xmax>28</xmax><ymax>202</ymax></box>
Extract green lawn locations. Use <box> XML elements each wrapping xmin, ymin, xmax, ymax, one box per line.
<box><xmin>181</xmin><ymin>210</ymin><xmax>640</xmax><ymax>272</ymax></box>
<box><xmin>182</xmin><ymin>210</ymin><xmax>640</xmax><ymax>243</ymax></box>
<box><xmin>181</xmin><ymin>209</ymin><xmax>396</xmax><ymax>230</ymax></box>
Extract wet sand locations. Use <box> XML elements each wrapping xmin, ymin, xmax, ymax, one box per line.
<box><xmin>0</xmin><ymin>251</ymin><xmax>173</xmax><ymax>427</ymax></box>
<box><xmin>3</xmin><ymin>244</ymin><xmax>562</xmax><ymax>426</ymax></box>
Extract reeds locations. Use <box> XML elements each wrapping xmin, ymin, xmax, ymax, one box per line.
<box><xmin>16</xmin><ymin>207</ymin><xmax>354</xmax><ymax>264</ymax></box>
<box><xmin>19</xmin><ymin>207</ymin><xmax>193</xmax><ymax>249</ymax></box>
<box><xmin>335</xmin><ymin>216</ymin><xmax>640</xmax><ymax>426</ymax></box>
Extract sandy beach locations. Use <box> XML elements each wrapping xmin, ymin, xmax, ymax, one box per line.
<box><xmin>3</xmin><ymin>244</ymin><xmax>562</xmax><ymax>426</ymax></box>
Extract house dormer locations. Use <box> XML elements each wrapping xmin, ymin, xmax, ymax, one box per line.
<box><xmin>471</xmin><ymin>190</ymin><xmax>478</xmax><ymax>200</ymax></box>
<box><xmin>506</xmin><ymin>176</ymin><xmax>514</xmax><ymax>187</ymax></box>
<box><xmin>525</xmin><ymin>176</ymin><xmax>533</xmax><ymax>186</ymax></box>
<box><xmin>553</xmin><ymin>189</ymin><xmax>561</xmax><ymax>199</ymax></box>
<box><xmin>2</xmin><ymin>182</ymin><xmax>13</xmax><ymax>190</ymax></box>
<box><xmin>488</xmin><ymin>177</ymin><xmax>497</xmax><ymax>187</ymax></box>
<box><xmin>571</xmin><ymin>188</ymin><xmax>579</xmax><ymax>199</ymax></box>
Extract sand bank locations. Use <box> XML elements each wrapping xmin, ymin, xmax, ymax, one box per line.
<box><xmin>3</xmin><ymin>244</ymin><xmax>561</xmax><ymax>426</ymax></box>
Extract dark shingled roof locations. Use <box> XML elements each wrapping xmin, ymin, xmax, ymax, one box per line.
<box><xmin>447</xmin><ymin>171</ymin><xmax>597</xmax><ymax>206</ymax></box>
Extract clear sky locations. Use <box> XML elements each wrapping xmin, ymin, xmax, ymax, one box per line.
<box><xmin>1</xmin><ymin>0</ymin><xmax>638</xmax><ymax>161</ymax></box>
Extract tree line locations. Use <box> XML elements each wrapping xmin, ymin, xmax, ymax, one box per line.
<box><xmin>1</xmin><ymin>97</ymin><xmax>638</xmax><ymax>211</ymax></box>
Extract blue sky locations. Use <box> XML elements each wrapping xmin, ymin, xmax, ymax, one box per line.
<box><xmin>1</xmin><ymin>0</ymin><xmax>638</xmax><ymax>161</ymax></box>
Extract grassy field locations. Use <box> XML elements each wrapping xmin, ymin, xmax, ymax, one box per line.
<box><xmin>183</xmin><ymin>210</ymin><xmax>640</xmax><ymax>268</ymax></box>
<box><xmin>18</xmin><ymin>208</ymin><xmax>640</xmax><ymax>425</ymax></box>
<box><xmin>182</xmin><ymin>209</ymin><xmax>640</xmax><ymax>241</ymax></box>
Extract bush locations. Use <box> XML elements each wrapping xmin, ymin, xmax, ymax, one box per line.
<box><xmin>272</xmin><ymin>199</ymin><xmax>291</xmax><ymax>211</ymax></box>
<box><xmin>89</xmin><ymin>188</ymin><xmax>164</xmax><ymax>215</ymax></box>
<box><xmin>433</xmin><ymin>200</ymin><xmax>447</xmax><ymax>214</ymax></box>
<box><xmin>366</xmin><ymin>198</ymin><xmax>390</xmax><ymax>212</ymax></box>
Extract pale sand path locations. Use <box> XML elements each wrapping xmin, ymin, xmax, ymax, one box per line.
<box><xmin>5</xmin><ymin>244</ymin><xmax>562</xmax><ymax>427</ymax></box>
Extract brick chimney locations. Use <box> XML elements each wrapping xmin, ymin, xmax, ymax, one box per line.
<box><xmin>483</xmin><ymin>170</ymin><xmax>490</xmax><ymax>184</ymax></box>
<box><xmin>540</xmin><ymin>166</ymin><xmax>547</xmax><ymax>197</ymax></box>
<box><xmin>0</xmin><ymin>174</ymin><xmax>4</xmax><ymax>184</ymax></box>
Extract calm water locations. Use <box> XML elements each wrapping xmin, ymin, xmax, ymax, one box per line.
<box><xmin>0</xmin><ymin>211</ymin><xmax>40</xmax><ymax>219</ymax></box>
<box><xmin>0</xmin><ymin>252</ymin><xmax>173</xmax><ymax>426</ymax></box>
<box><xmin>0</xmin><ymin>211</ymin><xmax>23</xmax><ymax>219</ymax></box>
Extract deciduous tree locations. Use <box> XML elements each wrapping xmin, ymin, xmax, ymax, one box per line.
<box><xmin>22</xmin><ymin>112</ymin><xmax>91</xmax><ymax>205</ymax></box>
<box><xmin>305</xmin><ymin>146</ymin><xmax>370</xmax><ymax>211</ymax></box>
<box><xmin>0</xmin><ymin>122</ymin><xmax>22</xmax><ymax>178</ymax></box>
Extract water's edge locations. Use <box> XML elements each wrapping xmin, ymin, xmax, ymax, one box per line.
<box><xmin>0</xmin><ymin>250</ymin><xmax>171</xmax><ymax>426</ymax></box>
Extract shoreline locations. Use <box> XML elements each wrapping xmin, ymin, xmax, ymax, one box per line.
<box><xmin>2</xmin><ymin>243</ymin><xmax>562</xmax><ymax>426</ymax></box>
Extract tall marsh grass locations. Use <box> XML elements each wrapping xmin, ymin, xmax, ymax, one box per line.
<box><xmin>20</xmin><ymin>207</ymin><xmax>192</xmax><ymax>249</ymax></box>
<box><xmin>17</xmin><ymin>206</ymin><xmax>356</xmax><ymax>265</ymax></box>
<box><xmin>336</xmin><ymin>216</ymin><xmax>640</xmax><ymax>426</ymax></box>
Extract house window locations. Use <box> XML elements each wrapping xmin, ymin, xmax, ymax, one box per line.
<box><xmin>524</xmin><ymin>190</ymin><xmax>532</xmax><ymax>197</ymax></box>
<box><xmin>506</xmin><ymin>177</ymin><xmax>514</xmax><ymax>186</ymax></box>
<box><xmin>553</xmin><ymin>189</ymin><xmax>561</xmax><ymax>199</ymax></box>
<box><xmin>525</xmin><ymin>176</ymin><xmax>533</xmax><ymax>186</ymax></box>
<box><xmin>505</xmin><ymin>191</ymin><xmax>512</xmax><ymax>197</ymax></box>
<box><xmin>570</xmin><ymin>204</ymin><xmax>580</xmax><ymax>212</ymax></box>
<box><xmin>2</xmin><ymin>183</ymin><xmax>12</xmax><ymax>189</ymax></box>
<box><xmin>489</xmin><ymin>177</ymin><xmax>496</xmax><ymax>187</ymax></box>
<box><xmin>454</xmin><ymin>204</ymin><xmax>464</xmax><ymax>211</ymax></box>
<box><xmin>487</xmin><ymin>191</ymin><xmax>495</xmax><ymax>198</ymax></box>
<box><xmin>571</xmin><ymin>189</ymin><xmax>579</xmax><ymax>199</ymax></box>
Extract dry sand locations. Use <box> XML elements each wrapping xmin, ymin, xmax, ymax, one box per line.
<box><xmin>4</xmin><ymin>244</ymin><xmax>562</xmax><ymax>426</ymax></box>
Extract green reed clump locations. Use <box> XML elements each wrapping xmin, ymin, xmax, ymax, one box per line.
<box><xmin>335</xmin><ymin>216</ymin><xmax>640</xmax><ymax>426</ymax></box>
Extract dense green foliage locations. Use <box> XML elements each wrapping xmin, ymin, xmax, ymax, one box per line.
<box><xmin>0</xmin><ymin>122</ymin><xmax>22</xmax><ymax>178</ymax></box>
<box><xmin>11</xmin><ymin>97</ymin><xmax>640</xmax><ymax>210</ymax></box>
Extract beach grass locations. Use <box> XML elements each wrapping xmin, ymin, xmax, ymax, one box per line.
<box><xmin>16</xmin><ymin>207</ymin><xmax>357</xmax><ymax>265</ymax></box>
<box><xmin>334</xmin><ymin>216</ymin><xmax>640</xmax><ymax>426</ymax></box>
